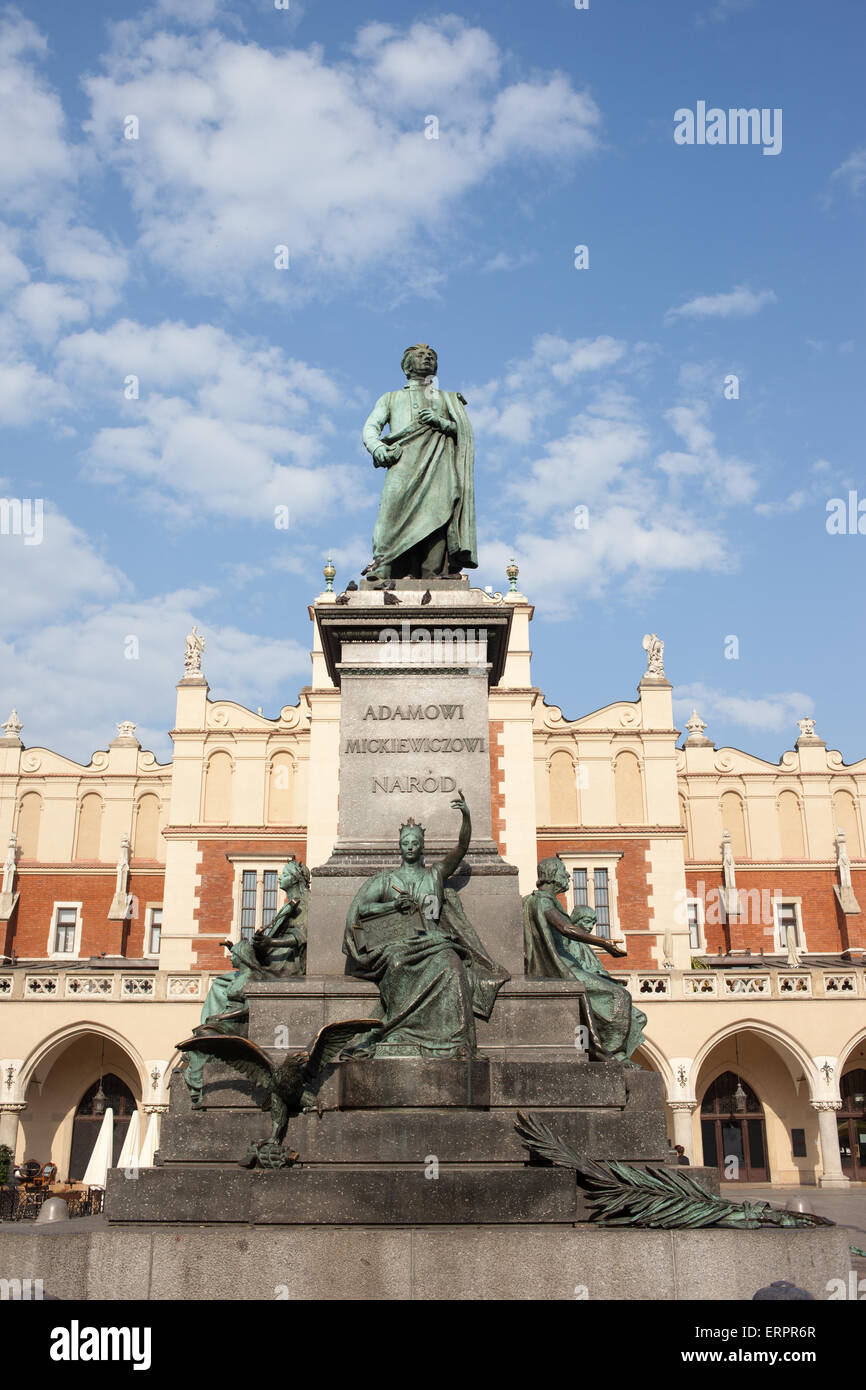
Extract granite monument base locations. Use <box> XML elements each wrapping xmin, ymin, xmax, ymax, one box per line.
<box><xmin>0</xmin><ymin>1222</ymin><xmax>851</xmax><ymax>1302</ymax></box>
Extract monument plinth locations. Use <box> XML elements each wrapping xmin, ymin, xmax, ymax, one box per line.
<box><xmin>306</xmin><ymin>581</ymin><xmax>523</xmax><ymax>978</ymax></box>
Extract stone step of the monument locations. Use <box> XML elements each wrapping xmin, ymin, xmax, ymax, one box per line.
<box><xmin>106</xmin><ymin>1158</ymin><xmax>721</xmax><ymax>1226</ymax></box>
<box><xmin>106</xmin><ymin>1164</ymin><xmax>581</xmax><ymax>1225</ymax></box>
<box><xmin>157</xmin><ymin>1103</ymin><xmax>670</xmax><ymax>1166</ymax></box>
<box><xmin>243</xmin><ymin>977</ymin><xmax>590</xmax><ymax>1053</ymax></box>
<box><xmin>168</xmin><ymin>1058</ymin><xmax>660</xmax><ymax>1114</ymax></box>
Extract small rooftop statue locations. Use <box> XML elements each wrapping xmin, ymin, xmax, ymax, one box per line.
<box><xmin>685</xmin><ymin>709</ymin><xmax>706</xmax><ymax>739</ymax></box>
<box><xmin>2</xmin><ymin>710</ymin><xmax>22</xmax><ymax>740</ymax></box>
<box><xmin>641</xmin><ymin>632</ymin><xmax>665</xmax><ymax>677</ymax></box>
<box><xmin>184</xmin><ymin>625</ymin><xmax>206</xmax><ymax>677</ymax></box>
<box><xmin>797</xmin><ymin>717</ymin><xmax>816</xmax><ymax>739</ymax></box>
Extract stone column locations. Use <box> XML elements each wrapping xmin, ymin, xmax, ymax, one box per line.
<box><xmin>811</xmin><ymin>1101</ymin><xmax>850</xmax><ymax>1188</ymax></box>
<box><xmin>668</xmin><ymin>1101</ymin><xmax>697</xmax><ymax>1158</ymax></box>
<box><xmin>0</xmin><ymin>1104</ymin><xmax>25</xmax><ymax>1155</ymax></box>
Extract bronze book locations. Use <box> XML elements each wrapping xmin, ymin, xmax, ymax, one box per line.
<box><xmin>352</xmin><ymin>906</ymin><xmax>427</xmax><ymax>954</ymax></box>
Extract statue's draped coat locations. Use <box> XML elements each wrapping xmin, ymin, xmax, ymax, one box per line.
<box><xmin>364</xmin><ymin>389</ymin><xmax>477</xmax><ymax>571</ymax></box>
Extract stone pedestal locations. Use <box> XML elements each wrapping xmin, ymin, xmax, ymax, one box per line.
<box><xmin>306</xmin><ymin>581</ymin><xmax>525</xmax><ymax>977</ymax></box>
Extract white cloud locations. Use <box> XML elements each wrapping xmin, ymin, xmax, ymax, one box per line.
<box><xmin>659</xmin><ymin>401</ymin><xmax>757</xmax><ymax>505</ymax></box>
<box><xmin>0</xmin><ymin>11</ymin><xmax>75</xmax><ymax>213</ymax></box>
<box><xmin>468</xmin><ymin>334</ymin><xmax>628</xmax><ymax>446</ymax></box>
<box><xmin>696</xmin><ymin>0</ymin><xmax>755</xmax><ymax>25</ymax></box>
<box><xmin>13</xmin><ymin>281</ymin><xmax>89</xmax><ymax>346</ymax></box>
<box><xmin>830</xmin><ymin>147</ymin><xmax>866</xmax><ymax>197</ymax></box>
<box><xmin>0</xmin><ymin>504</ymin><xmax>125</xmax><ymax>627</ymax></box>
<box><xmin>0</xmin><ymin>356</ymin><xmax>68</xmax><ymax>426</ymax></box>
<box><xmin>35</xmin><ymin>219</ymin><xmax>128</xmax><ymax>314</ymax></box>
<box><xmin>0</xmin><ymin>586</ymin><xmax>312</xmax><ymax>763</ymax></box>
<box><xmin>481</xmin><ymin>250</ymin><xmax>536</xmax><ymax>273</ymax></box>
<box><xmin>482</xmin><ymin>506</ymin><xmax>730</xmax><ymax>621</ymax></box>
<box><xmin>666</xmin><ymin>285</ymin><xmax>776</xmax><ymax>321</ymax></box>
<box><xmin>82</xmin><ymin>19</ymin><xmax>602</xmax><ymax>299</ymax></box>
<box><xmin>56</xmin><ymin>318</ymin><xmax>362</xmax><ymax>523</ymax></box>
<box><xmin>509</xmin><ymin>413</ymin><xmax>651</xmax><ymax>515</ymax></box>
<box><xmin>673</xmin><ymin>683</ymin><xmax>813</xmax><ymax>736</ymax></box>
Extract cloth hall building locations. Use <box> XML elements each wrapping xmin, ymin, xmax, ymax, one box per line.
<box><xmin>1</xmin><ymin>578</ymin><xmax>864</xmax><ymax>1190</ymax></box>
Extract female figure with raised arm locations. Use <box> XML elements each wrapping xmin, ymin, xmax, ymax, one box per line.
<box><xmin>343</xmin><ymin>794</ymin><xmax>508</xmax><ymax>1058</ymax></box>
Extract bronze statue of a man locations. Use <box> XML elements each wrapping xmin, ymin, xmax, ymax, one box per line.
<box><xmin>362</xmin><ymin>344</ymin><xmax>478</xmax><ymax>580</ymax></box>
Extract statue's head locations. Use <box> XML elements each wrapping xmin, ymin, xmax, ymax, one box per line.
<box><xmin>401</xmin><ymin>343</ymin><xmax>438</xmax><ymax>380</ymax></box>
<box><xmin>571</xmin><ymin>904</ymin><xmax>597</xmax><ymax>931</ymax></box>
<box><xmin>398</xmin><ymin>818</ymin><xmax>425</xmax><ymax>863</ymax></box>
<box><xmin>536</xmin><ymin>856</ymin><xmax>569</xmax><ymax>895</ymax></box>
<box><xmin>279</xmin><ymin>860</ymin><xmax>310</xmax><ymax>893</ymax></box>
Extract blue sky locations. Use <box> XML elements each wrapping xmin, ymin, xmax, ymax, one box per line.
<box><xmin>1</xmin><ymin>0</ymin><xmax>864</xmax><ymax>765</ymax></box>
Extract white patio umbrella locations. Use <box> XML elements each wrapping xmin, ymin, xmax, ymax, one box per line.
<box><xmin>116</xmin><ymin>1108</ymin><xmax>141</xmax><ymax>1173</ymax></box>
<box><xmin>137</xmin><ymin>1111</ymin><xmax>160</xmax><ymax>1169</ymax></box>
<box><xmin>81</xmin><ymin>1107</ymin><xmax>114</xmax><ymax>1187</ymax></box>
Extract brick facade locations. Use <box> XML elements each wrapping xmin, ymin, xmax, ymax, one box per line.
<box><xmin>535</xmin><ymin>836</ymin><xmax>657</xmax><ymax>969</ymax></box>
<box><xmin>2</xmin><ymin>869</ymin><xmax>166</xmax><ymax>959</ymax></box>
<box><xmin>488</xmin><ymin>719</ymin><xmax>506</xmax><ymax>856</ymax></box>
<box><xmin>686</xmin><ymin>867</ymin><xmax>866</xmax><ymax>956</ymax></box>
<box><xmin>191</xmin><ymin>836</ymin><xmax>307</xmax><ymax>970</ymax></box>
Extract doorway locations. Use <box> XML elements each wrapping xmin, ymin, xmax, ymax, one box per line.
<box><xmin>700</xmin><ymin>1071</ymin><xmax>769</xmax><ymax>1181</ymax></box>
<box><xmin>838</xmin><ymin>1068</ymin><xmax>866</xmax><ymax>1181</ymax></box>
<box><xmin>68</xmin><ymin>1073</ymin><xmax>138</xmax><ymax>1181</ymax></box>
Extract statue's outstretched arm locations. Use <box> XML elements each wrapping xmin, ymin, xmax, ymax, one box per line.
<box><xmin>543</xmin><ymin>903</ymin><xmax>624</xmax><ymax>956</ymax></box>
<box><xmin>439</xmin><ymin>792</ymin><xmax>471</xmax><ymax>881</ymax></box>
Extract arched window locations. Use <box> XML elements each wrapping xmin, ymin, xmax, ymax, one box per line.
<box><xmin>700</xmin><ymin>1070</ymin><xmax>768</xmax><ymax>1182</ymax></box>
<box><xmin>614</xmin><ymin>751</ymin><xmax>643</xmax><ymax>825</ymax></box>
<box><xmin>833</xmin><ymin>791</ymin><xmax>862</xmax><ymax>856</ymax></box>
<box><xmin>75</xmin><ymin>794</ymin><xmax>103</xmax><ymax>861</ymax></box>
<box><xmin>133</xmin><ymin>794</ymin><xmax>161</xmax><ymax>860</ymax></box>
<box><xmin>549</xmin><ymin>750</ymin><xmax>578</xmax><ymax>825</ymax></box>
<box><xmin>720</xmin><ymin>791</ymin><xmax>748</xmax><ymax>859</ymax></box>
<box><xmin>204</xmin><ymin>752</ymin><xmax>233</xmax><ymax>823</ymax></box>
<box><xmin>267</xmin><ymin>753</ymin><xmax>295</xmax><ymax>824</ymax></box>
<box><xmin>778</xmin><ymin>790</ymin><xmax>805</xmax><ymax>858</ymax></box>
<box><xmin>68</xmin><ymin>1073</ymin><xmax>138</xmax><ymax>1182</ymax></box>
<box><xmin>16</xmin><ymin>791</ymin><xmax>42</xmax><ymax>859</ymax></box>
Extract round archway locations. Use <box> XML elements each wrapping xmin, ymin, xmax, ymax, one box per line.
<box><xmin>838</xmin><ymin>1069</ymin><xmax>866</xmax><ymax>1181</ymax></box>
<box><xmin>68</xmin><ymin>1074</ymin><xmax>138</xmax><ymax>1182</ymax></box>
<box><xmin>700</xmin><ymin>1071</ymin><xmax>769</xmax><ymax>1182</ymax></box>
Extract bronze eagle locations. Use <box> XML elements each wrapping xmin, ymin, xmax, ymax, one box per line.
<box><xmin>176</xmin><ymin>1019</ymin><xmax>381</xmax><ymax>1166</ymax></box>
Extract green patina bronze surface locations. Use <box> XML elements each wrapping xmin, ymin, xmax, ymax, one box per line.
<box><xmin>515</xmin><ymin>1111</ymin><xmax>834</xmax><ymax>1231</ymax></box>
<box><xmin>177</xmin><ymin>1020</ymin><xmax>381</xmax><ymax>1167</ymax></box>
<box><xmin>523</xmin><ymin>855</ymin><xmax>647</xmax><ymax>1063</ymax></box>
<box><xmin>342</xmin><ymin>796</ymin><xmax>509</xmax><ymax>1057</ymax></box>
<box><xmin>183</xmin><ymin>860</ymin><xmax>310</xmax><ymax>1104</ymax></box>
<box><xmin>362</xmin><ymin>344</ymin><xmax>477</xmax><ymax>580</ymax></box>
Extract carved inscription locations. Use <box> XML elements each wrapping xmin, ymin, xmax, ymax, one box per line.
<box><xmin>347</xmin><ymin>704</ymin><xmax>486</xmax><ymax>793</ymax></box>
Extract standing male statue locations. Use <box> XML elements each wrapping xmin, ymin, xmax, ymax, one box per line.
<box><xmin>362</xmin><ymin>344</ymin><xmax>478</xmax><ymax>580</ymax></box>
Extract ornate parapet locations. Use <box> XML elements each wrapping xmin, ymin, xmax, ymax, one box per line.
<box><xmin>617</xmin><ymin>964</ymin><xmax>865</xmax><ymax>1002</ymax></box>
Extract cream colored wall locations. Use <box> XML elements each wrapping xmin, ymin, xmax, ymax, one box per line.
<box><xmin>679</xmin><ymin>738</ymin><xmax>866</xmax><ymax>864</ymax></box>
<box><xmin>1</xmin><ymin>992</ymin><xmax>208</xmax><ymax>1175</ymax></box>
<box><xmin>0</xmin><ymin>742</ymin><xmax>171</xmax><ymax>867</ymax></box>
